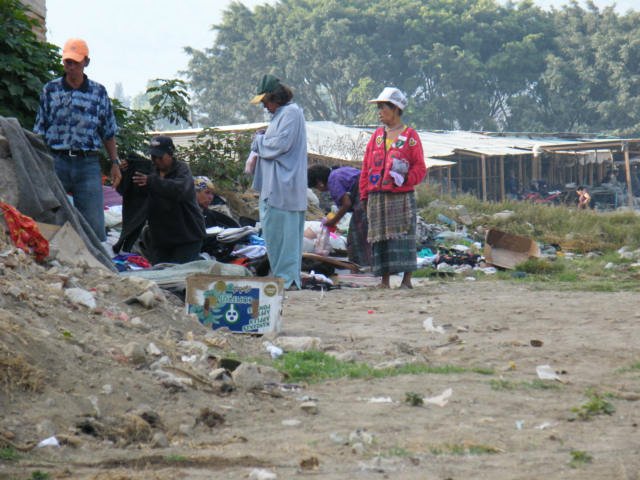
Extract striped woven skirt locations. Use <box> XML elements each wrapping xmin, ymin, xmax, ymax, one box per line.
<box><xmin>368</xmin><ymin>191</ymin><xmax>417</xmax><ymax>276</ymax></box>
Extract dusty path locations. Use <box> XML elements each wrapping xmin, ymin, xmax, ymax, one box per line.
<box><xmin>5</xmin><ymin>280</ymin><xmax>640</xmax><ymax>479</ymax></box>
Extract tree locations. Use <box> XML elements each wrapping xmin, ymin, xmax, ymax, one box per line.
<box><xmin>0</xmin><ymin>0</ymin><xmax>62</xmax><ymax>127</ymax></box>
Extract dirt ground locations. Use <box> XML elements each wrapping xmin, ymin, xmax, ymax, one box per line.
<box><xmin>2</xmin><ymin>239</ymin><xmax>640</xmax><ymax>479</ymax></box>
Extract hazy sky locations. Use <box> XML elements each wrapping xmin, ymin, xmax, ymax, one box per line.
<box><xmin>46</xmin><ymin>0</ymin><xmax>637</xmax><ymax>98</ymax></box>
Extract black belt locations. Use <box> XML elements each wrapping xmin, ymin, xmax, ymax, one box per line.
<box><xmin>52</xmin><ymin>149</ymin><xmax>99</xmax><ymax>157</ymax></box>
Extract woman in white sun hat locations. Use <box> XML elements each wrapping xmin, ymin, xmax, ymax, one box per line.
<box><xmin>359</xmin><ymin>87</ymin><xmax>427</xmax><ymax>289</ymax></box>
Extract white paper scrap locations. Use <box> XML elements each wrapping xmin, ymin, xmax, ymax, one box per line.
<box><xmin>36</xmin><ymin>436</ymin><xmax>60</xmax><ymax>448</ymax></box>
<box><xmin>423</xmin><ymin>317</ymin><xmax>445</xmax><ymax>334</ymax></box>
<box><xmin>536</xmin><ymin>365</ymin><xmax>560</xmax><ymax>381</ymax></box>
<box><xmin>424</xmin><ymin>388</ymin><xmax>453</xmax><ymax>407</ymax></box>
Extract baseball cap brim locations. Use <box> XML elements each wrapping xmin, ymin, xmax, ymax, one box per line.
<box><xmin>62</xmin><ymin>51</ymin><xmax>85</xmax><ymax>62</ymax></box>
<box><xmin>149</xmin><ymin>147</ymin><xmax>166</xmax><ymax>157</ymax></box>
<box><xmin>250</xmin><ymin>93</ymin><xmax>266</xmax><ymax>105</ymax></box>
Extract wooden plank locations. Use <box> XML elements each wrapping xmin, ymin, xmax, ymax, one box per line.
<box><xmin>499</xmin><ymin>156</ymin><xmax>505</xmax><ymax>201</ymax></box>
<box><xmin>481</xmin><ymin>155</ymin><xmax>487</xmax><ymax>202</ymax></box>
<box><xmin>624</xmin><ymin>143</ymin><xmax>634</xmax><ymax>205</ymax></box>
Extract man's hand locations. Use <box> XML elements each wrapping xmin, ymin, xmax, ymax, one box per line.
<box><xmin>132</xmin><ymin>171</ymin><xmax>148</xmax><ymax>187</ymax></box>
<box><xmin>110</xmin><ymin>163</ymin><xmax>122</xmax><ymax>189</ymax></box>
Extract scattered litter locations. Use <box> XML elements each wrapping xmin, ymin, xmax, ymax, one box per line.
<box><xmin>181</xmin><ymin>355</ymin><xmax>198</xmax><ymax>363</ymax></box>
<box><xmin>249</xmin><ymin>468</ymin><xmax>277</xmax><ymax>480</ymax></box>
<box><xmin>423</xmin><ymin>388</ymin><xmax>453</xmax><ymax>407</ymax></box>
<box><xmin>36</xmin><ymin>435</ymin><xmax>60</xmax><ymax>448</ymax></box>
<box><xmin>366</xmin><ymin>396</ymin><xmax>394</xmax><ymax>404</ymax></box>
<box><xmin>515</xmin><ymin>420</ymin><xmax>524</xmax><ymax>430</ymax></box>
<box><xmin>535</xmin><ymin>421</ymin><xmax>558</xmax><ymax>430</ymax></box>
<box><xmin>367</xmin><ymin>310</ymin><xmax>375</xmax><ymax>314</ymax></box>
<box><xmin>329</xmin><ymin>432</ymin><xmax>347</xmax><ymax>444</ymax></box>
<box><xmin>281</xmin><ymin>419</ymin><xmax>301</xmax><ymax>427</ymax></box>
<box><xmin>64</xmin><ymin>287</ymin><xmax>96</xmax><ymax>309</ymax></box>
<box><xmin>264</xmin><ymin>342</ymin><xmax>283</xmax><ymax>359</ymax></box>
<box><xmin>530</xmin><ymin>339</ymin><xmax>544</xmax><ymax>347</ymax></box>
<box><xmin>536</xmin><ymin>365</ymin><xmax>561</xmax><ymax>381</ymax></box>
<box><xmin>423</xmin><ymin>317</ymin><xmax>445</xmax><ymax>334</ymax></box>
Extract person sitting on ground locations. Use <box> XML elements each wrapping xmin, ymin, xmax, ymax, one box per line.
<box><xmin>307</xmin><ymin>164</ymin><xmax>371</xmax><ymax>266</ymax></box>
<box><xmin>194</xmin><ymin>176</ymin><xmax>240</xmax><ymax>229</ymax></box>
<box><xmin>130</xmin><ymin>136</ymin><xmax>205</xmax><ymax>264</ymax></box>
<box><xmin>576</xmin><ymin>185</ymin><xmax>592</xmax><ymax>210</ymax></box>
<box><xmin>194</xmin><ymin>175</ymin><xmax>241</xmax><ymax>261</ymax></box>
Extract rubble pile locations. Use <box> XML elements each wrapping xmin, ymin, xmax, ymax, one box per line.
<box><xmin>0</xmin><ymin>229</ymin><xmax>278</xmax><ymax>458</ymax></box>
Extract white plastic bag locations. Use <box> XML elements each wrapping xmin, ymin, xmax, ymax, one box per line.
<box><xmin>314</xmin><ymin>225</ymin><xmax>331</xmax><ymax>256</ymax></box>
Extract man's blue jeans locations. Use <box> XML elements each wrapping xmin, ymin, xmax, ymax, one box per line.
<box><xmin>53</xmin><ymin>152</ymin><xmax>106</xmax><ymax>241</ymax></box>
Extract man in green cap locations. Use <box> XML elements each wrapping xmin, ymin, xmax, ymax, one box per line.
<box><xmin>248</xmin><ymin>74</ymin><xmax>307</xmax><ymax>290</ymax></box>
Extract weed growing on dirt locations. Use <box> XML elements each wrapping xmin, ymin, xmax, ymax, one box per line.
<box><xmin>569</xmin><ymin>450</ymin><xmax>593</xmax><ymax>468</ymax></box>
<box><xmin>0</xmin><ymin>446</ymin><xmax>19</xmax><ymax>461</ymax></box>
<box><xmin>430</xmin><ymin>443</ymin><xmax>502</xmax><ymax>456</ymax></box>
<box><xmin>405</xmin><ymin>392</ymin><xmax>424</xmax><ymax>406</ymax></box>
<box><xmin>416</xmin><ymin>185</ymin><xmax>640</xmax><ymax>251</ymax></box>
<box><xmin>274</xmin><ymin>351</ymin><xmax>494</xmax><ymax>383</ymax></box>
<box><xmin>617</xmin><ymin>361</ymin><xmax>640</xmax><ymax>373</ymax></box>
<box><xmin>165</xmin><ymin>454</ymin><xmax>188</xmax><ymax>463</ymax></box>
<box><xmin>0</xmin><ymin>353</ymin><xmax>44</xmax><ymax>394</ymax></box>
<box><xmin>516</xmin><ymin>258</ymin><xmax>565</xmax><ymax>274</ymax></box>
<box><xmin>571</xmin><ymin>391</ymin><xmax>615</xmax><ymax>420</ymax></box>
<box><xmin>383</xmin><ymin>447</ymin><xmax>412</xmax><ymax>457</ymax></box>
<box><xmin>30</xmin><ymin>472</ymin><xmax>51</xmax><ymax>480</ymax></box>
<box><xmin>490</xmin><ymin>379</ymin><xmax>561</xmax><ymax>391</ymax></box>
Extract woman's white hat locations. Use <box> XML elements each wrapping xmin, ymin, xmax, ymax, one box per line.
<box><xmin>369</xmin><ymin>87</ymin><xmax>407</xmax><ymax>110</ymax></box>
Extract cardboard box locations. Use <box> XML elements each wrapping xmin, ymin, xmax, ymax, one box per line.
<box><xmin>185</xmin><ymin>275</ymin><xmax>284</xmax><ymax>334</ymax></box>
<box><xmin>484</xmin><ymin>228</ymin><xmax>540</xmax><ymax>270</ymax></box>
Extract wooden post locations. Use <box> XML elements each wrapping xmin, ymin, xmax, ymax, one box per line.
<box><xmin>457</xmin><ymin>158</ymin><xmax>462</xmax><ymax>194</ymax></box>
<box><xmin>624</xmin><ymin>142</ymin><xmax>634</xmax><ymax>206</ymax></box>
<box><xmin>481</xmin><ymin>154</ymin><xmax>487</xmax><ymax>202</ymax></box>
<box><xmin>447</xmin><ymin>166</ymin><xmax>452</xmax><ymax>195</ymax></box>
<box><xmin>499</xmin><ymin>156</ymin><xmax>505</xmax><ymax>201</ymax></box>
<box><xmin>518</xmin><ymin>156</ymin><xmax>524</xmax><ymax>191</ymax></box>
<box><xmin>438</xmin><ymin>167</ymin><xmax>443</xmax><ymax>196</ymax></box>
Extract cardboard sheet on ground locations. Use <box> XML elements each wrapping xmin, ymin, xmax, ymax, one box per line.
<box><xmin>41</xmin><ymin>221</ymin><xmax>110</xmax><ymax>271</ymax></box>
<box><xmin>302</xmin><ymin>252</ymin><xmax>361</xmax><ymax>272</ymax></box>
<box><xmin>186</xmin><ymin>274</ymin><xmax>284</xmax><ymax>334</ymax></box>
<box><xmin>484</xmin><ymin>229</ymin><xmax>540</xmax><ymax>269</ymax></box>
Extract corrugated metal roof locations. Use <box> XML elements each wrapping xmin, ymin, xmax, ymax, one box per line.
<box><xmin>154</xmin><ymin>121</ymin><xmax>639</xmax><ymax>168</ymax></box>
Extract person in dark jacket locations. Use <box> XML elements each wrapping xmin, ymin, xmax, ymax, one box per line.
<box><xmin>131</xmin><ymin>136</ymin><xmax>205</xmax><ymax>264</ymax></box>
<box><xmin>113</xmin><ymin>153</ymin><xmax>151</xmax><ymax>253</ymax></box>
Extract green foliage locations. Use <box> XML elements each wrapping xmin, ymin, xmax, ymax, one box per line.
<box><xmin>165</xmin><ymin>454</ymin><xmax>188</xmax><ymax>463</ymax></box>
<box><xmin>0</xmin><ymin>446</ymin><xmax>19</xmax><ymax>461</ymax></box>
<box><xmin>570</xmin><ymin>450</ymin><xmax>593</xmax><ymax>468</ymax></box>
<box><xmin>273</xmin><ymin>350</ymin><xmax>492</xmax><ymax>383</ymax></box>
<box><xmin>146</xmin><ymin>79</ymin><xmax>192</xmax><ymax>126</ymax></box>
<box><xmin>184</xmin><ymin>0</ymin><xmax>640</xmax><ymax>134</ymax></box>
<box><xmin>113</xmin><ymin>79</ymin><xmax>191</xmax><ymax>161</ymax></box>
<box><xmin>571</xmin><ymin>391</ymin><xmax>615</xmax><ymax>420</ymax></box>
<box><xmin>179</xmin><ymin>129</ymin><xmax>252</xmax><ymax>189</ymax></box>
<box><xmin>430</xmin><ymin>443</ymin><xmax>501</xmax><ymax>455</ymax></box>
<box><xmin>515</xmin><ymin>258</ymin><xmax>565</xmax><ymax>275</ymax></box>
<box><xmin>30</xmin><ymin>472</ymin><xmax>51</xmax><ymax>480</ymax></box>
<box><xmin>418</xmin><ymin>186</ymin><xmax>640</xmax><ymax>251</ymax></box>
<box><xmin>0</xmin><ymin>0</ymin><xmax>62</xmax><ymax>126</ymax></box>
<box><xmin>112</xmin><ymin>99</ymin><xmax>154</xmax><ymax>160</ymax></box>
<box><xmin>489</xmin><ymin>379</ymin><xmax>561</xmax><ymax>391</ymax></box>
<box><xmin>405</xmin><ymin>392</ymin><xmax>424</xmax><ymax>406</ymax></box>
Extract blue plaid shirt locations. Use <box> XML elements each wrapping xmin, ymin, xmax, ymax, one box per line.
<box><xmin>34</xmin><ymin>75</ymin><xmax>118</xmax><ymax>151</ymax></box>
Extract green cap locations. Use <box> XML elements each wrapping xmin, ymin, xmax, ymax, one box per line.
<box><xmin>250</xmin><ymin>74</ymin><xmax>280</xmax><ymax>104</ymax></box>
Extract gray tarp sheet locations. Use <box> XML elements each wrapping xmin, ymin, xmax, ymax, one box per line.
<box><xmin>118</xmin><ymin>260</ymin><xmax>251</xmax><ymax>289</ymax></box>
<box><xmin>0</xmin><ymin>116</ymin><xmax>115</xmax><ymax>271</ymax></box>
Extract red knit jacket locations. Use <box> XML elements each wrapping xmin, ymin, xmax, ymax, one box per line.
<box><xmin>359</xmin><ymin>126</ymin><xmax>427</xmax><ymax>200</ymax></box>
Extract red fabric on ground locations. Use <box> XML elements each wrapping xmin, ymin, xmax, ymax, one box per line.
<box><xmin>0</xmin><ymin>202</ymin><xmax>49</xmax><ymax>261</ymax></box>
